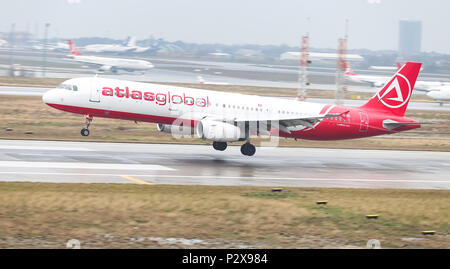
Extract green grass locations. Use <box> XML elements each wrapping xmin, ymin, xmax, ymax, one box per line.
<box><xmin>0</xmin><ymin>182</ymin><xmax>448</xmax><ymax>249</ymax></box>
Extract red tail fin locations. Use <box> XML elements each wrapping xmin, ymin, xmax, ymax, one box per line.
<box><xmin>67</xmin><ymin>40</ymin><xmax>82</xmax><ymax>56</ymax></box>
<box><xmin>359</xmin><ymin>62</ymin><xmax>421</xmax><ymax>116</ymax></box>
<box><xmin>396</xmin><ymin>62</ymin><xmax>402</xmax><ymax>70</ymax></box>
<box><xmin>343</xmin><ymin>61</ymin><xmax>357</xmax><ymax>76</ymax></box>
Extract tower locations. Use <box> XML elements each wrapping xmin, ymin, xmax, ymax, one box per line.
<box><xmin>335</xmin><ymin>19</ymin><xmax>348</xmax><ymax>105</ymax></box>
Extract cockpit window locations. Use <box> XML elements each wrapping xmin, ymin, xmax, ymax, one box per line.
<box><xmin>57</xmin><ymin>84</ymin><xmax>77</xmax><ymax>91</ymax></box>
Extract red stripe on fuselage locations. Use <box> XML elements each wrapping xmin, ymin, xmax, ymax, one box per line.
<box><xmin>45</xmin><ymin>103</ymin><xmax>420</xmax><ymax>141</ymax></box>
<box><xmin>46</xmin><ymin>103</ymin><xmax>182</xmax><ymax>125</ymax></box>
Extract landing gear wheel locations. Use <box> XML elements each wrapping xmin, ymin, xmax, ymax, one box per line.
<box><xmin>80</xmin><ymin>115</ymin><xmax>93</xmax><ymax>137</ymax></box>
<box><xmin>213</xmin><ymin>141</ymin><xmax>227</xmax><ymax>151</ymax></box>
<box><xmin>240</xmin><ymin>143</ymin><xmax>256</xmax><ymax>156</ymax></box>
<box><xmin>81</xmin><ymin>128</ymin><xmax>90</xmax><ymax>136</ymax></box>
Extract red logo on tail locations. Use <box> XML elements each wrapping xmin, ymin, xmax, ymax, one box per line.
<box><xmin>377</xmin><ymin>74</ymin><xmax>411</xmax><ymax>109</ymax></box>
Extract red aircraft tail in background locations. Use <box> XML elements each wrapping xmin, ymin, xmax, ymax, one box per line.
<box><xmin>67</xmin><ymin>40</ymin><xmax>82</xmax><ymax>56</ymax></box>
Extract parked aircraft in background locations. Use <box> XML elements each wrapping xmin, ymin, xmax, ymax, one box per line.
<box><xmin>43</xmin><ymin>62</ymin><xmax>428</xmax><ymax>156</ymax></box>
<box><xmin>197</xmin><ymin>76</ymin><xmax>229</xmax><ymax>85</ymax></box>
<box><xmin>83</xmin><ymin>37</ymin><xmax>136</xmax><ymax>53</ymax></box>
<box><xmin>345</xmin><ymin>65</ymin><xmax>388</xmax><ymax>87</ymax></box>
<box><xmin>421</xmin><ymin>86</ymin><xmax>450</xmax><ymax>106</ymax></box>
<box><xmin>67</xmin><ymin>40</ymin><xmax>153</xmax><ymax>73</ymax></box>
<box><xmin>130</xmin><ymin>38</ymin><xmax>163</xmax><ymax>53</ymax></box>
<box><xmin>31</xmin><ymin>41</ymin><xmax>68</xmax><ymax>51</ymax></box>
<box><xmin>0</xmin><ymin>39</ymin><xmax>8</xmax><ymax>47</ymax></box>
<box><xmin>345</xmin><ymin>62</ymin><xmax>448</xmax><ymax>91</ymax></box>
<box><xmin>280</xmin><ymin>51</ymin><xmax>364</xmax><ymax>62</ymax></box>
<box><xmin>369</xmin><ymin>63</ymin><xmax>402</xmax><ymax>71</ymax></box>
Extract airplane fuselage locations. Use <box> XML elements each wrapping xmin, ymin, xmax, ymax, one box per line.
<box><xmin>43</xmin><ymin>77</ymin><xmax>419</xmax><ymax>141</ymax></box>
<box><xmin>70</xmin><ymin>55</ymin><xmax>153</xmax><ymax>72</ymax></box>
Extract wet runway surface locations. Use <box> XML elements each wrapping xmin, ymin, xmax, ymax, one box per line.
<box><xmin>0</xmin><ymin>140</ymin><xmax>449</xmax><ymax>189</ymax></box>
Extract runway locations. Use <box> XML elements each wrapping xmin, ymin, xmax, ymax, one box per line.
<box><xmin>0</xmin><ymin>139</ymin><xmax>449</xmax><ymax>189</ymax></box>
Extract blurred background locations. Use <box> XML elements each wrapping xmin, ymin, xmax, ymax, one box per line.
<box><xmin>0</xmin><ymin>0</ymin><xmax>449</xmax><ymax>91</ymax></box>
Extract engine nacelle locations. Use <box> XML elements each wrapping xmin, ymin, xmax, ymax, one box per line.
<box><xmin>157</xmin><ymin>123</ymin><xmax>193</xmax><ymax>135</ymax></box>
<box><xmin>156</xmin><ymin>123</ymin><xmax>171</xmax><ymax>133</ymax></box>
<box><xmin>196</xmin><ymin>120</ymin><xmax>243</xmax><ymax>142</ymax></box>
<box><xmin>98</xmin><ymin>65</ymin><xmax>112</xmax><ymax>72</ymax></box>
<box><xmin>373</xmin><ymin>82</ymin><xmax>384</xmax><ymax>87</ymax></box>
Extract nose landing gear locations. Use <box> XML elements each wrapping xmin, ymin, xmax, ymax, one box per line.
<box><xmin>81</xmin><ymin>115</ymin><xmax>93</xmax><ymax>137</ymax></box>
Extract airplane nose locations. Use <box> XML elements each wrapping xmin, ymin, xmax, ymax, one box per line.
<box><xmin>42</xmin><ymin>89</ymin><xmax>55</xmax><ymax>104</ymax></box>
<box><xmin>42</xmin><ymin>91</ymin><xmax>50</xmax><ymax>103</ymax></box>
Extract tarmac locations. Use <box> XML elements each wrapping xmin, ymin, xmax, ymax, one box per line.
<box><xmin>0</xmin><ymin>139</ymin><xmax>449</xmax><ymax>189</ymax></box>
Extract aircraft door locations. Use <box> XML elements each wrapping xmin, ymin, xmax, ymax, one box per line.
<box><xmin>359</xmin><ymin>111</ymin><xmax>369</xmax><ymax>132</ymax></box>
<box><xmin>89</xmin><ymin>78</ymin><xmax>101</xmax><ymax>103</ymax></box>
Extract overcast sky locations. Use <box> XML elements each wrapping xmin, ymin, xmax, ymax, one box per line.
<box><xmin>1</xmin><ymin>0</ymin><xmax>449</xmax><ymax>53</ymax></box>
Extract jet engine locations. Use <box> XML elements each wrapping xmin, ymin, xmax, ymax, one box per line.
<box><xmin>98</xmin><ymin>65</ymin><xmax>117</xmax><ymax>73</ymax></box>
<box><xmin>156</xmin><ymin>123</ymin><xmax>193</xmax><ymax>135</ymax></box>
<box><xmin>195</xmin><ymin>120</ymin><xmax>244</xmax><ymax>142</ymax></box>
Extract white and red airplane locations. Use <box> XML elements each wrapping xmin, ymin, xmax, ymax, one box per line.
<box><xmin>426</xmin><ymin>85</ymin><xmax>450</xmax><ymax>106</ymax></box>
<box><xmin>82</xmin><ymin>37</ymin><xmax>137</xmax><ymax>53</ymax></box>
<box><xmin>67</xmin><ymin>40</ymin><xmax>153</xmax><ymax>73</ymax></box>
<box><xmin>345</xmin><ymin>62</ymin><xmax>447</xmax><ymax>91</ymax></box>
<box><xmin>43</xmin><ymin>62</ymin><xmax>425</xmax><ymax>156</ymax></box>
<box><xmin>345</xmin><ymin>62</ymin><xmax>401</xmax><ymax>87</ymax></box>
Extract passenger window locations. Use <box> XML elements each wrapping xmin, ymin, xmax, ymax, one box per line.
<box><xmin>73</xmin><ymin>85</ymin><xmax>78</xmax><ymax>91</ymax></box>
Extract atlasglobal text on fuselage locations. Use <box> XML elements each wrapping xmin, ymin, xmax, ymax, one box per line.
<box><xmin>100</xmin><ymin>86</ymin><xmax>210</xmax><ymax>107</ymax></box>
<box><xmin>43</xmin><ymin>62</ymin><xmax>425</xmax><ymax>156</ymax></box>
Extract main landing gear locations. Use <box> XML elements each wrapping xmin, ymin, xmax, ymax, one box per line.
<box><xmin>213</xmin><ymin>141</ymin><xmax>227</xmax><ymax>151</ymax></box>
<box><xmin>240</xmin><ymin>142</ymin><xmax>256</xmax><ymax>156</ymax></box>
<box><xmin>212</xmin><ymin>141</ymin><xmax>256</xmax><ymax>156</ymax></box>
<box><xmin>81</xmin><ymin>115</ymin><xmax>93</xmax><ymax>137</ymax></box>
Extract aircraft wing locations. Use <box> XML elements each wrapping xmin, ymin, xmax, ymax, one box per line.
<box><xmin>234</xmin><ymin>112</ymin><xmax>347</xmax><ymax>133</ymax></box>
<box><xmin>177</xmin><ymin>111</ymin><xmax>347</xmax><ymax>134</ymax></box>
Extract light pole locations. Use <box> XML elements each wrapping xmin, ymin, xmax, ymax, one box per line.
<box><xmin>42</xmin><ymin>22</ymin><xmax>50</xmax><ymax>77</ymax></box>
<box><xmin>8</xmin><ymin>23</ymin><xmax>15</xmax><ymax>77</ymax></box>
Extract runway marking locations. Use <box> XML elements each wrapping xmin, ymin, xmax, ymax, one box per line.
<box><xmin>0</xmin><ymin>92</ymin><xmax>43</xmax><ymax>96</ymax></box>
<box><xmin>121</xmin><ymin>175</ymin><xmax>152</xmax><ymax>185</ymax></box>
<box><xmin>0</xmin><ymin>145</ymin><xmax>92</xmax><ymax>151</ymax></box>
<box><xmin>0</xmin><ymin>161</ymin><xmax>174</xmax><ymax>171</ymax></box>
<box><xmin>0</xmin><ymin>172</ymin><xmax>449</xmax><ymax>184</ymax></box>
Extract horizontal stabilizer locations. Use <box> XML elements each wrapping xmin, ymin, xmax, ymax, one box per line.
<box><xmin>382</xmin><ymin>119</ymin><xmax>436</xmax><ymax>130</ymax></box>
